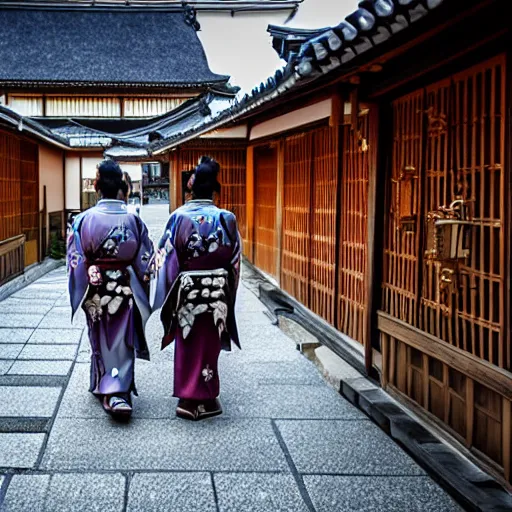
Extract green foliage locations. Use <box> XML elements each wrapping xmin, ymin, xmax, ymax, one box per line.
<box><xmin>49</xmin><ymin>232</ymin><xmax>66</xmax><ymax>260</ymax></box>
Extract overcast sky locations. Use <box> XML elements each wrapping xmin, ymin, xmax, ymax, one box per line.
<box><xmin>198</xmin><ymin>0</ymin><xmax>356</xmax><ymax>93</ymax></box>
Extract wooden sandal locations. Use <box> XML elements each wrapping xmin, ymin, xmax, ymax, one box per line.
<box><xmin>102</xmin><ymin>395</ymin><xmax>132</xmax><ymax>418</ymax></box>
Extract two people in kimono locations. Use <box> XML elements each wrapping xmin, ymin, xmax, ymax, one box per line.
<box><xmin>67</xmin><ymin>157</ymin><xmax>241</xmax><ymax>420</ymax></box>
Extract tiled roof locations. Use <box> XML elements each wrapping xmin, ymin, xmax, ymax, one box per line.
<box><xmin>0</xmin><ymin>105</ymin><xmax>70</xmax><ymax>147</ymax></box>
<box><xmin>143</xmin><ymin>0</ymin><xmax>448</xmax><ymax>154</ymax></box>
<box><xmin>0</xmin><ymin>6</ymin><xmax>228</xmax><ymax>87</ymax></box>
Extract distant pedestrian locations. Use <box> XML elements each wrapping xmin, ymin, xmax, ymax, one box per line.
<box><xmin>67</xmin><ymin>160</ymin><xmax>154</xmax><ymax>419</ymax></box>
<box><xmin>153</xmin><ymin>156</ymin><xmax>241</xmax><ymax>420</ymax></box>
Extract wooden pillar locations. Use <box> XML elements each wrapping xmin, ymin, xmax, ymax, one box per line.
<box><xmin>503</xmin><ymin>397</ymin><xmax>511</xmax><ymax>483</ymax></box>
<box><xmin>365</xmin><ymin>103</ymin><xmax>380</xmax><ymax>375</ymax></box>
<box><xmin>275</xmin><ymin>140</ymin><xmax>285</xmax><ymax>285</ymax></box>
<box><xmin>169</xmin><ymin>150</ymin><xmax>180</xmax><ymax>214</ymax></box>
<box><xmin>245</xmin><ymin>145</ymin><xmax>255</xmax><ymax>262</ymax></box>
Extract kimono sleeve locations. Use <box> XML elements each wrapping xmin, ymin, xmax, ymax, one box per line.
<box><xmin>132</xmin><ymin>217</ymin><xmax>155</xmax><ymax>295</ymax></box>
<box><xmin>67</xmin><ymin>213</ymin><xmax>88</xmax><ymax>317</ymax></box>
<box><xmin>152</xmin><ymin>213</ymin><xmax>182</xmax><ymax>311</ymax></box>
<box><xmin>223</xmin><ymin>211</ymin><xmax>242</xmax><ymax>294</ymax></box>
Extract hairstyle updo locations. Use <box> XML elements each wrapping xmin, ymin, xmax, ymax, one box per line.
<box><xmin>192</xmin><ymin>156</ymin><xmax>221</xmax><ymax>200</ymax></box>
<box><xmin>94</xmin><ymin>160</ymin><xmax>128</xmax><ymax>200</ymax></box>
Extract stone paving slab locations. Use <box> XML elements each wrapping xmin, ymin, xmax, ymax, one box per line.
<box><xmin>0</xmin><ymin>329</ymin><xmax>34</xmax><ymax>344</ymax></box>
<box><xmin>0</xmin><ymin>302</ymin><xmax>54</xmax><ymax>315</ymax></box>
<box><xmin>0</xmin><ymin>386</ymin><xmax>61</xmax><ymax>417</ymax></box>
<box><xmin>18</xmin><ymin>344</ymin><xmax>78</xmax><ymax>360</ymax></box>
<box><xmin>57</xmin><ymin>362</ymin><xmax>175</xmax><ymax>420</ymax></box>
<box><xmin>214</xmin><ymin>473</ymin><xmax>308</xmax><ymax>512</ymax></box>
<box><xmin>220</xmin><ymin>359</ymin><xmax>325</xmax><ymax>386</ymax></box>
<box><xmin>127</xmin><ymin>472</ymin><xmax>216</xmax><ymax>512</ymax></box>
<box><xmin>38</xmin><ymin>312</ymin><xmax>85</xmax><ymax>330</ymax></box>
<box><xmin>276</xmin><ymin>419</ymin><xmax>425</xmax><ymax>476</ymax></box>
<box><xmin>46</xmin><ymin>473</ymin><xmax>125</xmax><ymax>512</ymax></box>
<box><xmin>0</xmin><ymin>345</ymin><xmax>24</xmax><ymax>360</ymax></box>
<box><xmin>222</xmin><ymin>384</ymin><xmax>366</xmax><ymax>419</ymax></box>
<box><xmin>7</xmin><ymin>360</ymin><xmax>72</xmax><ymax>376</ymax></box>
<box><xmin>303</xmin><ymin>475</ymin><xmax>462</xmax><ymax>512</ymax></box>
<box><xmin>0</xmin><ymin>361</ymin><xmax>12</xmax><ymax>375</ymax></box>
<box><xmin>0</xmin><ymin>433</ymin><xmax>45</xmax><ymax>468</ymax></box>
<box><xmin>0</xmin><ymin>314</ymin><xmax>44</xmax><ymax>329</ymax></box>
<box><xmin>41</xmin><ymin>418</ymin><xmax>289</xmax><ymax>472</ymax></box>
<box><xmin>0</xmin><ymin>474</ymin><xmax>50</xmax><ymax>511</ymax></box>
<box><xmin>27</xmin><ymin>328</ymin><xmax>83</xmax><ymax>345</ymax></box>
<box><xmin>11</xmin><ymin>290</ymin><xmax>63</xmax><ymax>301</ymax></box>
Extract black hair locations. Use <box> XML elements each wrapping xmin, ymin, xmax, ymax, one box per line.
<box><xmin>122</xmin><ymin>171</ymin><xmax>133</xmax><ymax>197</ymax></box>
<box><xmin>94</xmin><ymin>160</ymin><xmax>128</xmax><ymax>200</ymax></box>
<box><xmin>192</xmin><ymin>156</ymin><xmax>221</xmax><ymax>200</ymax></box>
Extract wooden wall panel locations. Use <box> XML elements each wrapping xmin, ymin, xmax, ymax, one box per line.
<box><xmin>337</xmin><ymin>117</ymin><xmax>370</xmax><ymax>345</ymax></box>
<box><xmin>310</xmin><ymin>126</ymin><xmax>338</xmax><ymax>325</ymax></box>
<box><xmin>0</xmin><ymin>130</ymin><xmax>38</xmax><ymax>277</ymax></box>
<box><xmin>0</xmin><ymin>131</ymin><xmax>22</xmax><ymax>241</ymax></box>
<box><xmin>381</xmin><ymin>91</ymin><xmax>424</xmax><ymax>327</ymax></box>
<box><xmin>254</xmin><ymin>145</ymin><xmax>278</xmax><ymax>278</ymax></box>
<box><xmin>379</xmin><ymin>55</ymin><xmax>510</xmax><ymax>483</ymax></box>
<box><xmin>281</xmin><ymin>132</ymin><xmax>312</xmax><ymax>304</ymax></box>
<box><xmin>280</xmin><ymin>125</ymin><xmax>338</xmax><ymax>325</ymax></box>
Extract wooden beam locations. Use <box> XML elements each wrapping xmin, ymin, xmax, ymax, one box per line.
<box><xmin>364</xmin><ymin>103</ymin><xmax>379</xmax><ymax>374</ymax></box>
<box><xmin>503</xmin><ymin>398</ymin><xmax>511</xmax><ymax>483</ymax></box>
<box><xmin>245</xmin><ymin>145</ymin><xmax>255</xmax><ymax>262</ymax></box>
<box><xmin>275</xmin><ymin>140</ymin><xmax>285</xmax><ymax>286</ymax></box>
<box><xmin>169</xmin><ymin>150</ymin><xmax>180</xmax><ymax>214</ymax></box>
<box><xmin>377</xmin><ymin>312</ymin><xmax>512</xmax><ymax>400</ymax></box>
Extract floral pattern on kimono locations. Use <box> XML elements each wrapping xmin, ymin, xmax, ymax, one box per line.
<box><xmin>153</xmin><ymin>199</ymin><xmax>241</xmax><ymax>351</ymax></box>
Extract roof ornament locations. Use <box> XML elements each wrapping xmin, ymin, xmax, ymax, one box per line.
<box><xmin>183</xmin><ymin>3</ymin><xmax>200</xmax><ymax>31</ymax></box>
<box><xmin>198</xmin><ymin>96</ymin><xmax>212</xmax><ymax>117</ymax></box>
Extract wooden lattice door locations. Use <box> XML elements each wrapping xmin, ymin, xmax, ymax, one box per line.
<box><xmin>380</xmin><ymin>56</ymin><xmax>510</xmax><ymax>473</ymax></box>
<box><xmin>418</xmin><ymin>57</ymin><xmax>508</xmax><ymax>370</ymax></box>
<box><xmin>337</xmin><ymin>114</ymin><xmax>371</xmax><ymax>344</ymax></box>
<box><xmin>254</xmin><ymin>145</ymin><xmax>278</xmax><ymax>278</ymax></box>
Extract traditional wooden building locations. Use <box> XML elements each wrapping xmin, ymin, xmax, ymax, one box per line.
<box><xmin>0</xmin><ymin>1</ymin><xmax>238</xmax><ymax>283</ymax></box>
<box><xmin>111</xmin><ymin>0</ymin><xmax>511</xmax><ymax>489</ymax></box>
<box><xmin>0</xmin><ymin>106</ymin><xmax>70</xmax><ymax>285</ymax></box>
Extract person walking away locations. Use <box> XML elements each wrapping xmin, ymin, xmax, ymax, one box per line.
<box><xmin>67</xmin><ymin>160</ymin><xmax>154</xmax><ymax>418</ymax></box>
<box><xmin>153</xmin><ymin>156</ymin><xmax>241</xmax><ymax>420</ymax></box>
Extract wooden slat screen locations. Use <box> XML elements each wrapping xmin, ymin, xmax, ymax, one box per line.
<box><xmin>337</xmin><ymin>117</ymin><xmax>370</xmax><ymax>344</ymax></box>
<box><xmin>382</xmin><ymin>90</ymin><xmax>424</xmax><ymax>327</ymax></box>
<box><xmin>254</xmin><ymin>145</ymin><xmax>278</xmax><ymax>278</ymax></box>
<box><xmin>379</xmin><ymin>56</ymin><xmax>509</xmax><ymax>477</ymax></box>
<box><xmin>281</xmin><ymin>132</ymin><xmax>312</xmax><ymax>305</ymax></box>
<box><xmin>20</xmin><ymin>140</ymin><xmax>39</xmax><ymax>244</ymax></box>
<box><xmin>310</xmin><ymin>126</ymin><xmax>338</xmax><ymax>325</ymax></box>
<box><xmin>0</xmin><ymin>130</ymin><xmax>38</xmax><ymax>277</ymax></box>
<box><xmin>177</xmin><ymin>149</ymin><xmax>247</xmax><ymax>242</ymax></box>
<box><xmin>0</xmin><ymin>131</ymin><xmax>22</xmax><ymax>241</ymax></box>
<box><xmin>448</xmin><ymin>58</ymin><xmax>506</xmax><ymax>369</ymax></box>
<box><xmin>280</xmin><ymin>125</ymin><xmax>338</xmax><ymax>325</ymax></box>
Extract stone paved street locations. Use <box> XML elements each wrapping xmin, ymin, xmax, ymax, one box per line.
<box><xmin>0</xmin><ymin>206</ymin><xmax>461</xmax><ymax>511</ymax></box>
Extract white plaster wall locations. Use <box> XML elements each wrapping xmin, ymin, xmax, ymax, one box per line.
<box><xmin>250</xmin><ymin>98</ymin><xmax>332</xmax><ymax>140</ymax></box>
<box><xmin>39</xmin><ymin>145</ymin><xmax>64</xmax><ymax>212</ymax></box>
<box><xmin>196</xmin><ymin>0</ymin><xmax>358</xmax><ymax>93</ymax></box>
<box><xmin>196</xmin><ymin>11</ymin><xmax>288</xmax><ymax>93</ymax></box>
<box><xmin>65</xmin><ymin>155</ymin><xmax>81</xmax><ymax>211</ymax></box>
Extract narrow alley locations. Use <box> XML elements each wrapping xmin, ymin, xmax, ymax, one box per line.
<box><xmin>0</xmin><ymin>206</ymin><xmax>460</xmax><ymax>511</ymax></box>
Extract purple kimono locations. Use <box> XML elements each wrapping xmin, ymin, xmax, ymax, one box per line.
<box><xmin>154</xmin><ymin>199</ymin><xmax>241</xmax><ymax>401</ymax></box>
<box><xmin>67</xmin><ymin>199</ymin><xmax>154</xmax><ymax>397</ymax></box>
